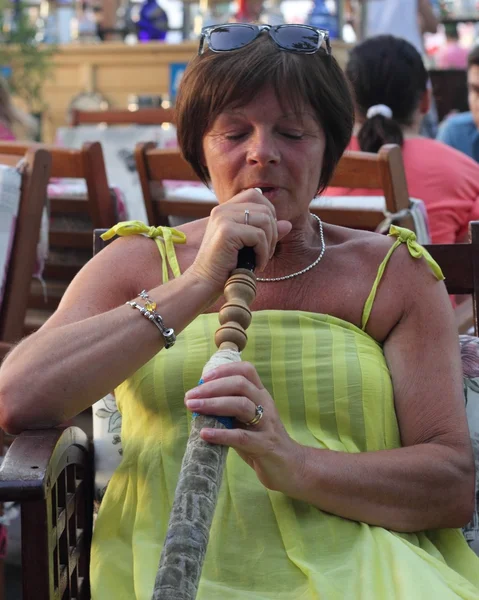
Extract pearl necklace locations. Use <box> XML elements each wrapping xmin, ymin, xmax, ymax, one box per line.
<box><xmin>257</xmin><ymin>214</ymin><xmax>326</xmax><ymax>282</ymax></box>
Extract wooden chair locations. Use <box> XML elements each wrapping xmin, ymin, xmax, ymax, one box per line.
<box><xmin>2</xmin><ymin>222</ymin><xmax>479</xmax><ymax>599</ymax></box>
<box><xmin>0</xmin><ymin>142</ymin><xmax>116</xmax><ymax>334</ymax></box>
<box><xmin>0</xmin><ymin>148</ymin><xmax>52</xmax><ymax>350</ymax></box>
<box><xmin>135</xmin><ymin>144</ymin><xmax>415</xmax><ymax>231</ymax></box>
<box><xmin>71</xmin><ymin>107</ymin><xmax>175</xmax><ymax>127</ymax></box>
<box><xmin>322</xmin><ymin>143</ymin><xmax>414</xmax><ymax>231</ymax></box>
<box><xmin>0</xmin><ymin>142</ymin><xmax>114</xmax><ymax>230</ymax></box>
<box><xmin>135</xmin><ymin>143</ymin><xmax>205</xmax><ymax>226</ymax></box>
<box><xmin>0</xmin><ymin>147</ymin><xmax>51</xmax><ymax>600</ymax></box>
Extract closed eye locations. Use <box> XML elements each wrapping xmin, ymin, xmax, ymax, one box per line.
<box><xmin>281</xmin><ymin>132</ymin><xmax>304</xmax><ymax>140</ymax></box>
<box><xmin>225</xmin><ymin>133</ymin><xmax>247</xmax><ymax>141</ymax></box>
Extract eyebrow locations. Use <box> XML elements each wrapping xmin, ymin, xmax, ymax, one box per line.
<box><xmin>221</xmin><ymin>109</ymin><xmax>314</xmax><ymax>121</ymax></box>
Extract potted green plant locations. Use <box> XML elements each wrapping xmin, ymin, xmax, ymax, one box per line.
<box><xmin>0</xmin><ymin>0</ymin><xmax>57</xmax><ymax>133</ymax></box>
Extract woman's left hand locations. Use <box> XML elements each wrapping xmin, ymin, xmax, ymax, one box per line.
<box><xmin>184</xmin><ymin>362</ymin><xmax>304</xmax><ymax>493</ymax></box>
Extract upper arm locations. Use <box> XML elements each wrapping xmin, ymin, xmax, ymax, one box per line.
<box><xmin>40</xmin><ymin>235</ymin><xmax>163</xmax><ymax>331</ymax></box>
<box><xmin>436</xmin><ymin>120</ymin><xmax>462</xmax><ymax>150</ymax></box>
<box><xmin>436</xmin><ymin>121</ymin><xmax>454</xmax><ymax>146</ymax></box>
<box><xmin>383</xmin><ymin>255</ymin><xmax>470</xmax><ymax>453</ymax></box>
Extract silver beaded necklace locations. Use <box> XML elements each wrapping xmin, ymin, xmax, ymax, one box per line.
<box><xmin>257</xmin><ymin>213</ymin><xmax>326</xmax><ymax>282</ymax></box>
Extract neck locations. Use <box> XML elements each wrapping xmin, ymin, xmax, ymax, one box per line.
<box><xmin>258</xmin><ymin>213</ymin><xmax>323</xmax><ymax>280</ymax></box>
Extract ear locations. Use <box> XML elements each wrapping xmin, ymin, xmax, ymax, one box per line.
<box><xmin>419</xmin><ymin>88</ymin><xmax>431</xmax><ymax>115</ymax></box>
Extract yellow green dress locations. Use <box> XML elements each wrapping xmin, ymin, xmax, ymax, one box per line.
<box><xmin>90</xmin><ymin>223</ymin><xmax>479</xmax><ymax>599</ymax></box>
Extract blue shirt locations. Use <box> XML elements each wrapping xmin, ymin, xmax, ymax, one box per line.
<box><xmin>437</xmin><ymin>111</ymin><xmax>479</xmax><ymax>163</ymax></box>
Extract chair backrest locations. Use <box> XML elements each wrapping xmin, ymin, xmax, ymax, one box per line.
<box><xmin>0</xmin><ymin>149</ymin><xmax>51</xmax><ymax>343</ymax></box>
<box><xmin>425</xmin><ymin>222</ymin><xmax>479</xmax><ymax>334</ymax></box>
<box><xmin>135</xmin><ymin>143</ymin><xmax>207</xmax><ymax>226</ymax></box>
<box><xmin>320</xmin><ymin>144</ymin><xmax>413</xmax><ymax>230</ymax></box>
<box><xmin>0</xmin><ymin>141</ymin><xmax>114</xmax><ymax>229</ymax></box>
<box><xmin>71</xmin><ymin>107</ymin><xmax>175</xmax><ymax>127</ymax></box>
<box><xmin>135</xmin><ymin>143</ymin><xmax>415</xmax><ymax>231</ymax></box>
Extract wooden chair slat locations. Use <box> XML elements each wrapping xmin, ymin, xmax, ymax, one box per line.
<box><xmin>71</xmin><ymin>107</ymin><xmax>175</xmax><ymax>126</ymax></box>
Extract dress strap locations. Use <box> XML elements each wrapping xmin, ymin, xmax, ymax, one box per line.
<box><xmin>361</xmin><ymin>226</ymin><xmax>445</xmax><ymax>331</ymax></box>
<box><xmin>101</xmin><ymin>220</ymin><xmax>186</xmax><ymax>284</ymax></box>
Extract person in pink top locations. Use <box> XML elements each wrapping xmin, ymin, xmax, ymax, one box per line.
<box><xmin>326</xmin><ymin>34</ymin><xmax>479</xmax><ymax>244</ymax></box>
<box><xmin>435</xmin><ymin>23</ymin><xmax>469</xmax><ymax>70</ymax></box>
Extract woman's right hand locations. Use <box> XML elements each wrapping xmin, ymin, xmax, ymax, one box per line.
<box><xmin>187</xmin><ymin>188</ymin><xmax>292</xmax><ymax>295</ymax></box>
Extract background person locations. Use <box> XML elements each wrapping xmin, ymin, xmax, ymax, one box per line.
<box><xmin>326</xmin><ymin>34</ymin><xmax>479</xmax><ymax>245</ymax></box>
<box><xmin>437</xmin><ymin>44</ymin><xmax>479</xmax><ymax>163</ymax></box>
<box><xmin>435</xmin><ymin>22</ymin><xmax>469</xmax><ymax>69</ymax></box>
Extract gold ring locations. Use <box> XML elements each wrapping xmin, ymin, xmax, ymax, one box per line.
<box><xmin>244</xmin><ymin>209</ymin><xmax>250</xmax><ymax>225</ymax></box>
<box><xmin>245</xmin><ymin>404</ymin><xmax>264</xmax><ymax>427</ymax></box>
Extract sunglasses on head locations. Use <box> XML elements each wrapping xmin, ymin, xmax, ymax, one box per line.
<box><xmin>198</xmin><ymin>23</ymin><xmax>331</xmax><ymax>56</ymax></box>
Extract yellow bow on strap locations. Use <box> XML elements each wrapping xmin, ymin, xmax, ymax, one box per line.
<box><xmin>101</xmin><ymin>220</ymin><xmax>187</xmax><ymax>282</ymax></box>
<box><xmin>361</xmin><ymin>226</ymin><xmax>445</xmax><ymax>330</ymax></box>
<box><xmin>388</xmin><ymin>225</ymin><xmax>444</xmax><ymax>281</ymax></box>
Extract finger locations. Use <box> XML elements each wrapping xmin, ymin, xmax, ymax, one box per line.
<box><xmin>237</xmin><ymin>210</ymin><xmax>276</xmax><ymax>260</ymax></box>
<box><xmin>201</xmin><ymin>362</ymin><xmax>264</xmax><ymax>389</ymax></box>
<box><xmin>186</xmin><ymin>373</ymin><xmax>263</xmax><ymax>402</ymax></box>
<box><xmin>200</xmin><ymin>426</ymin><xmax>260</xmax><ymax>449</ymax></box>
<box><xmin>185</xmin><ymin>395</ymin><xmax>258</xmax><ymax>424</ymax></box>
<box><xmin>229</xmin><ymin>188</ymin><xmax>277</xmax><ymax>219</ymax></box>
<box><xmin>277</xmin><ymin>220</ymin><xmax>293</xmax><ymax>241</ymax></box>
<box><xmin>210</xmin><ymin>219</ymin><xmax>270</xmax><ymax>271</ymax></box>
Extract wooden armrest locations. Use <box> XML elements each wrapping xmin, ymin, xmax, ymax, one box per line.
<box><xmin>0</xmin><ymin>426</ymin><xmax>93</xmax><ymax>599</ymax></box>
<box><xmin>0</xmin><ymin>426</ymin><xmax>90</xmax><ymax>502</ymax></box>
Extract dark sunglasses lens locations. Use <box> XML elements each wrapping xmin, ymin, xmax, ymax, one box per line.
<box><xmin>209</xmin><ymin>26</ymin><xmax>257</xmax><ymax>51</ymax></box>
<box><xmin>274</xmin><ymin>26</ymin><xmax>320</xmax><ymax>51</ymax></box>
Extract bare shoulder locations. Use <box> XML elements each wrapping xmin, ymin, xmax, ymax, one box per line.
<box><xmin>327</xmin><ymin>224</ymin><xmax>437</xmax><ymax>280</ymax></box>
<box><xmin>324</xmin><ymin>225</ymin><xmax>449</xmax><ymax>340</ymax></box>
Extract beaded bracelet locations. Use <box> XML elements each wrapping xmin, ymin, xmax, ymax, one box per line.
<box><xmin>126</xmin><ymin>290</ymin><xmax>176</xmax><ymax>349</ymax></box>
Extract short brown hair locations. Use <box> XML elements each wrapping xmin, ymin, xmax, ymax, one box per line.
<box><xmin>468</xmin><ymin>45</ymin><xmax>479</xmax><ymax>69</ymax></box>
<box><xmin>175</xmin><ymin>34</ymin><xmax>354</xmax><ymax>194</ymax></box>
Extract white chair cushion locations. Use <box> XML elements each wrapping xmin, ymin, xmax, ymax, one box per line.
<box><xmin>0</xmin><ymin>164</ymin><xmax>22</xmax><ymax>312</ymax></box>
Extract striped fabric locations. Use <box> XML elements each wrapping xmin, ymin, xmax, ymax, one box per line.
<box><xmin>91</xmin><ymin>224</ymin><xmax>479</xmax><ymax>600</ymax></box>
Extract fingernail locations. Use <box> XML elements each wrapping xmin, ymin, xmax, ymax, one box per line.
<box><xmin>202</xmin><ymin>369</ymin><xmax>217</xmax><ymax>381</ymax></box>
<box><xmin>186</xmin><ymin>399</ymin><xmax>202</xmax><ymax>409</ymax></box>
<box><xmin>254</xmin><ymin>187</ymin><xmax>262</xmax><ymax>195</ymax></box>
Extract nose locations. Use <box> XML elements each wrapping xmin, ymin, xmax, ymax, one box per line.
<box><xmin>246</xmin><ymin>130</ymin><xmax>280</xmax><ymax>166</ymax></box>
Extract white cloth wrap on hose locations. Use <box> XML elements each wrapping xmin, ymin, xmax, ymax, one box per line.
<box><xmin>201</xmin><ymin>348</ymin><xmax>242</xmax><ymax>380</ymax></box>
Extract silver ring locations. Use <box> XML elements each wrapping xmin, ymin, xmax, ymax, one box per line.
<box><xmin>245</xmin><ymin>404</ymin><xmax>264</xmax><ymax>427</ymax></box>
<box><xmin>244</xmin><ymin>209</ymin><xmax>250</xmax><ymax>226</ymax></box>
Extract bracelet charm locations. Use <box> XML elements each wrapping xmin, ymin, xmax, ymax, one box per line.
<box><xmin>126</xmin><ymin>290</ymin><xmax>176</xmax><ymax>349</ymax></box>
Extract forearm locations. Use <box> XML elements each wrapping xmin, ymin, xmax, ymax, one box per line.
<box><xmin>0</xmin><ymin>271</ymin><xmax>216</xmax><ymax>433</ymax></box>
<box><xmin>286</xmin><ymin>442</ymin><xmax>474</xmax><ymax>532</ymax></box>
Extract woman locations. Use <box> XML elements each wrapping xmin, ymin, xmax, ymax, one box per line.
<box><xmin>326</xmin><ymin>34</ymin><xmax>479</xmax><ymax>245</ymax></box>
<box><xmin>0</xmin><ymin>24</ymin><xmax>478</xmax><ymax>599</ymax></box>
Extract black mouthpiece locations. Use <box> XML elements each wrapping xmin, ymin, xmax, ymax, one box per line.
<box><xmin>236</xmin><ymin>247</ymin><xmax>256</xmax><ymax>272</ymax></box>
